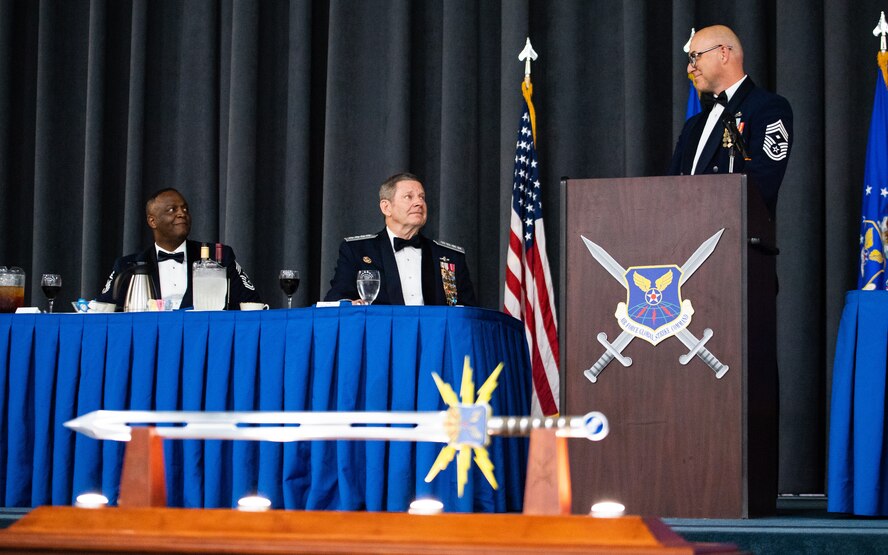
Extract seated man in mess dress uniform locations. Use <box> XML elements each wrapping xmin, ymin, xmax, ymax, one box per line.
<box><xmin>96</xmin><ymin>188</ymin><xmax>262</xmax><ymax>310</ymax></box>
<box><xmin>669</xmin><ymin>25</ymin><xmax>793</xmax><ymax>216</ymax></box>
<box><xmin>324</xmin><ymin>172</ymin><xmax>477</xmax><ymax>306</ymax></box>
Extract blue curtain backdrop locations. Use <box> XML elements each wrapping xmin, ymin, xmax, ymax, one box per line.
<box><xmin>0</xmin><ymin>0</ymin><xmax>877</xmax><ymax>495</ymax></box>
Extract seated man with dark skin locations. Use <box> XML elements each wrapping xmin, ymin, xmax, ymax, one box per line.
<box><xmin>324</xmin><ymin>172</ymin><xmax>476</xmax><ymax>306</ymax></box>
<box><xmin>97</xmin><ymin>188</ymin><xmax>262</xmax><ymax>310</ymax></box>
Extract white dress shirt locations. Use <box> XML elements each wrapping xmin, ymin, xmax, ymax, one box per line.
<box><xmin>691</xmin><ymin>75</ymin><xmax>747</xmax><ymax>174</ymax></box>
<box><xmin>155</xmin><ymin>241</ymin><xmax>187</xmax><ymax>309</ymax></box>
<box><xmin>387</xmin><ymin>227</ymin><xmax>424</xmax><ymax>306</ymax></box>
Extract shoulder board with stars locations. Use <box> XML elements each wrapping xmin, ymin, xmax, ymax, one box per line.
<box><xmin>345</xmin><ymin>233</ymin><xmax>378</xmax><ymax>242</ymax></box>
<box><xmin>434</xmin><ymin>239</ymin><xmax>465</xmax><ymax>254</ymax></box>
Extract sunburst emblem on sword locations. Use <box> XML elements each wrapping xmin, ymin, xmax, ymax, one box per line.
<box><xmin>66</xmin><ymin>356</ymin><xmax>609</xmax><ymax>499</ymax></box>
<box><xmin>581</xmin><ymin>229</ymin><xmax>729</xmax><ymax>383</ymax></box>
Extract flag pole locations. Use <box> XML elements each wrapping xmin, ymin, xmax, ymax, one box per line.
<box><xmin>505</xmin><ymin>38</ymin><xmax>561</xmax><ymax>417</ymax></box>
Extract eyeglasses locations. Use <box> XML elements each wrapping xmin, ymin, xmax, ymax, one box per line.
<box><xmin>687</xmin><ymin>44</ymin><xmax>732</xmax><ymax>68</ymax></box>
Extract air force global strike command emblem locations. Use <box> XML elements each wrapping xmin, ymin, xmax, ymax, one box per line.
<box><xmin>618</xmin><ymin>265</ymin><xmax>692</xmax><ymax>345</ymax></box>
<box><xmin>580</xmin><ymin>229</ymin><xmax>730</xmax><ymax>384</ymax></box>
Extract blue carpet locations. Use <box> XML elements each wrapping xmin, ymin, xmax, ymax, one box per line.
<box><xmin>0</xmin><ymin>508</ymin><xmax>29</xmax><ymax>529</ymax></box>
<box><xmin>665</xmin><ymin>497</ymin><xmax>888</xmax><ymax>554</ymax></box>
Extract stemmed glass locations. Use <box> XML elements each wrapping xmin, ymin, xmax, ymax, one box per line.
<box><xmin>279</xmin><ymin>269</ymin><xmax>300</xmax><ymax>309</ymax></box>
<box><xmin>356</xmin><ymin>270</ymin><xmax>380</xmax><ymax>305</ymax></box>
<box><xmin>41</xmin><ymin>273</ymin><xmax>62</xmax><ymax>313</ymax></box>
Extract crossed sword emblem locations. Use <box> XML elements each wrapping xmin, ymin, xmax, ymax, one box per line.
<box><xmin>581</xmin><ymin>229</ymin><xmax>729</xmax><ymax>383</ymax></box>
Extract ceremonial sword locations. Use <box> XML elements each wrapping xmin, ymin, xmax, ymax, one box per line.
<box><xmin>65</xmin><ymin>356</ymin><xmax>610</xmax><ymax>499</ymax></box>
<box><xmin>64</xmin><ymin>409</ymin><xmax>610</xmax><ymax>445</ymax></box>
<box><xmin>65</xmin><ymin>407</ymin><xmax>608</xmax><ymax>499</ymax></box>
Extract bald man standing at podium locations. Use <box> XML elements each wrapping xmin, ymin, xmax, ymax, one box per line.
<box><xmin>669</xmin><ymin>25</ymin><xmax>793</xmax><ymax>216</ymax></box>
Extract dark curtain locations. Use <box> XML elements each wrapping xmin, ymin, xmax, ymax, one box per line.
<box><xmin>0</xmin><ymin>0</ymin><xmax>878</xmax><ymax>495</ymax></box>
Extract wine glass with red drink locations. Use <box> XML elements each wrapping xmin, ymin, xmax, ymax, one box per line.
<box><xmin>279</xmin><ymin>269</ymin><xmax>299</xmax><ymax>309</ymax></box>
<box><xmin>41</xmin><ymin>273</ymin><xmax>62</xmax><ymax>313</ymax></box>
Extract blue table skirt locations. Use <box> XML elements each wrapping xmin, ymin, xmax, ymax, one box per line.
<box><xmin>828</xmin><ymin>290</ymin><xmax>888</xmax><ymax>515</ymax></box>
<box><xmin>0</xmin><ymin>305</ymin><xmax>531</xmax><ymax>512</ymax></box>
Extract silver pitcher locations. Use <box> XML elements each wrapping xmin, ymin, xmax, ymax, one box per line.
<box><xmin>112</xmin><ymin>262</ymin><xmax>158</xmax><ymax>312</ymax></box>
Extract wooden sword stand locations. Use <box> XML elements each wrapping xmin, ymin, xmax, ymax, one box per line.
<box><xmin>0</xmin><ymin>427</ymin><xmax>739</xmax><ymax>553</ymax></box>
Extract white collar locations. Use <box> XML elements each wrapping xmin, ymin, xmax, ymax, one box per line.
<box><xmin>385</xmin><ymin>227</ymin><xmax>421</xmax><ymax>250</ymax></box>
<box><xmin>155</xmin><ymin>241</ymin><xmax>186</xmax><ymax>255</ymax></box>
<box><xmin>721</xmin><ymin>74</ymin><xmax>747</xmax><ymax>102</ymax></box>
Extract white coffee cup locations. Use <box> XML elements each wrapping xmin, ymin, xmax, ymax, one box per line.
<box><xmin>240</xmin><ymin>302</ymin><xmax>269</xmax><ymax>311</ymax></box>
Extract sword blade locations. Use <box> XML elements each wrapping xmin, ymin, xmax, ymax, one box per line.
<box><xmin>65</xmin><ymin>410</ymin><xmax>450</xmax><ymax>443</ymax></box>
<box><xmin>156</xmin><ymin>425</ymin><xmax>450</xmax><ymax>443</ymax></box>
<box><xmin>679</xmin><ymin>228</ymin><xmax>725</xmax><ymax>285</ymax></box>
<box><xmin>581</xmin><ymin>235</ymin><xmax>627</xmax><ymax>285</ymax></box>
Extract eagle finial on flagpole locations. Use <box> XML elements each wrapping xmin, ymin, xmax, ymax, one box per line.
<box><xmin>519</xmin><ymin>37</ymin><xmax>538</xmax><ymax>86</ymax></box>
<box><xmin>683</xmin><ymin>27</ymin><xmax>695</xmax><ymax>53</ymax></box>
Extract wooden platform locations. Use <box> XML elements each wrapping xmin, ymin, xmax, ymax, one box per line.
<box><xmin>0</xmin><ymin>506</ymin><xmax>739</xmax><ymax>554</ymax></box>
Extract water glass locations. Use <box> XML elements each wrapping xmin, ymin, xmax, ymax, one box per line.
<box><xmin>356</xmin><ymin>270</ymin><xmax>380</xmax><ymax>305</ymax></box>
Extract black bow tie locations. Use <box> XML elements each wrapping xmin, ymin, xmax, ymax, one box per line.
<box><xmin>393</xmin><ymin>235</ymin><xmax>422</xmax><ymax>252</ymax></box>
<box><xmin>157</xmin><ymin>250</ymin><xmax>184</xmax><ymax>264</ymax></box>
<box><xmin>701</xmin><ymin>91</ymin><xmax>728</xmax><ymax>112</ymax></box>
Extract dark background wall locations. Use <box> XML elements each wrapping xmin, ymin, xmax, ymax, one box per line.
<box><xmin>0</xmin><ymin>0</ymin><xmax>878</xmax><ymax>495</ymax></box>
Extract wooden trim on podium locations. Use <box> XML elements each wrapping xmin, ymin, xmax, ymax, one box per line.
<box><xmin>0</xmin><ymin>506</ymin><xmax>740</xmax><ymax>554</ymax></box>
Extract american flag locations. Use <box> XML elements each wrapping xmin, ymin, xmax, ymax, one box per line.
<box><xmin>504</xmin><ymin>80</ymin><xmax>560</xmax><ymax>417</ymax></box>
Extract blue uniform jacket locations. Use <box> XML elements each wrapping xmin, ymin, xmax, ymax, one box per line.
<box><xmin>324</xmin><ymin>229</ymin><xmax>477</xmax><ymax>306</ymax></box>
<box><xmin>669</xmin><ymin>77</ymin><xmax>793</xmax><ymax>216</ymax></box>
<box><xmin>96</xmin><ymin>239</ymin><xmax>261</xmax><ymax>310</ymax></box>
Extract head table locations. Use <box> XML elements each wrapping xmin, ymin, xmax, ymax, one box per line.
<box><xmin>0</xmin><ymin>305</ymin><xmax>531</xmax><ymax>513</ymax></box>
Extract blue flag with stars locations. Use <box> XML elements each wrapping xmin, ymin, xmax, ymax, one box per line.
<box><xmin>685</xmin><ymin>78</ymin><xmax>701</xmax><ymax>120</ymax></box>
<box><xmin>858</xmin><ymin>68</ymin><xmax>888</xmax><ymax>290</ymax></box>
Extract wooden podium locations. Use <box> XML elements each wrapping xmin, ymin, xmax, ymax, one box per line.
<box><xmin>561</xmin><ymin>175</ymin><xmax>778</xmax><ymax>518</ymax></box>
